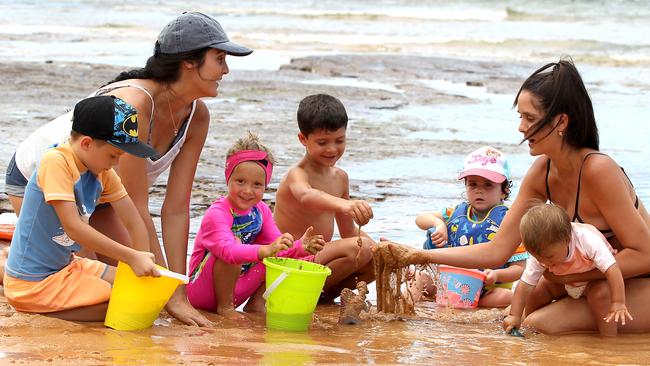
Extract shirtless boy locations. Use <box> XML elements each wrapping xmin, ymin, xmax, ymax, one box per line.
<box><xmin>274</xmin><ymin>94</ymin><xmax>376</xmax><ymax>300</ymax></box>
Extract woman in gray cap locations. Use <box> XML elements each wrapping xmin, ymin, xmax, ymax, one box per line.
<box><xmin>4</xmin><ymin>12</ymin><xmax>252</xmax><ymax>327</ymax></box>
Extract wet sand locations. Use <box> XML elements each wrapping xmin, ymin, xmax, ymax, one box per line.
<box><xmin>3</xmin><ymin>282</ymin><xmax>650</xmax><ymax>365</ymax></box>
<box><xmin>1</xmin><ymin>58</ymin><xmax>650</xmax><ymax>365</ymax></box>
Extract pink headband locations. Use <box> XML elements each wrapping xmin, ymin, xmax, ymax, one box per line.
<box><xmin>225</xmin><ymin>150</ymin><xmax>274</xmax><ymax>186</ymax></box>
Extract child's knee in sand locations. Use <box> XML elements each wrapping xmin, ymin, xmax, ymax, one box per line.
<box><xmin>406</xmin><ymin>270</ymin><xmax>437</xmax><ymax>303</ymax></box>
<box><xmin>479</xmin><ymin>288</ymin><xmax>513</xmax><ymax>308</ymax></box>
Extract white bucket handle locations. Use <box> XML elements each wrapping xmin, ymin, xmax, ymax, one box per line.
<box><xmin>263</xmin><ymin>270</ymin><xmax>290</xmax><ymax>300</ymax></box>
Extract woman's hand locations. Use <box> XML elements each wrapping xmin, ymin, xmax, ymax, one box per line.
<box><xmin>300</xmin><ymin>226</ymin><xmax>326</xmax><ymax>254</ymax></box>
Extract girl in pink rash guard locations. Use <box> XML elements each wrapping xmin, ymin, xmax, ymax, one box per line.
<box><xmin>186</xmin><ymin>132</ymin><xmax>325</xmax><ymax>321</ymax></box>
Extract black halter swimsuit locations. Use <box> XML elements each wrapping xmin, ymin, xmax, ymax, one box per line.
<box><xmin>545</xmin><ymin>152</ymin><xmax>639</xmax><ymax>239</ymax></box>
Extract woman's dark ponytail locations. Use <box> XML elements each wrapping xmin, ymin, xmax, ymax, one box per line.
<box><xmin>514</xmin><ymin>58</ymin><xmax>599</xmax><ymax>150</ymax></box>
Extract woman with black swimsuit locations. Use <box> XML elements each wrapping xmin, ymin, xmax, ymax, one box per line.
<box><xmin>545</xmin><ymin>152</ymin><xmax>640</xmax><ymax>240</ymax></box>
<box><xmin>388</xmin><ymin>59</ymin><xmax>650</xmax><ymax>335</ymax></box>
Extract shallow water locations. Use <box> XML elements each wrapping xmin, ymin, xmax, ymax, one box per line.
<box><xmin>1</xmin><ymin>1</ymin><xmax>650</xmax><ymax>364</ymax></box>
<box><xmin>0</xmin><ymin>1</ymin><xmax>648</xmax><ymax>245</ymax></box>
<box><xmin>3</xmin><ymin>296</ymin><xmax>650</xmax><ymax>365</ymax></box>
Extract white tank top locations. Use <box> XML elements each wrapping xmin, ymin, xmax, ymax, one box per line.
<box><xmin>15</xmin><ymin>84</ymin><xmax>196</xmax><ymax>186</ymax></box>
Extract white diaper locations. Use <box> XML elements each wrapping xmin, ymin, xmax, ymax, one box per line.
<box><xmin>565</xmin><ymin>284</ymin><xmax>587</xmax><ymax>299</ymax></box>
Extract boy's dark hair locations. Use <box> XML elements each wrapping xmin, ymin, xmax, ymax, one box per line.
<box><xmin>69</xmin><ymin>130</ymin><xmax>106</xmax><ymax>146</ymax></box>
<box><xmin>104</xmin><ymin>47</ymin><xmax>210</xmax><ymax>86</ymax></box>
<box><xmin>514</xmin><ymin>57</ymin><xmax>599</xmax><ymax>151</ymax></box>
<box><xmin>520</xmin><ymin>201</ymin><xmax>572</xmax><ymax>256</ymax></box>
<box><xmin>297</xmin><ymin>94</ymin><xmax>348</xmax><ymax>136</ymax></box>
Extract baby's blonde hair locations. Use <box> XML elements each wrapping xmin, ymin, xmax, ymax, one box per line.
<box><xmin>226</xmin><ymin>131</ymin><xmax>276</xmax><ymax>165</ymax></box>
<box><xmin>520</xmin><ymin>201</ymin><xmax>572</xmax><ymax>255</ymax></box>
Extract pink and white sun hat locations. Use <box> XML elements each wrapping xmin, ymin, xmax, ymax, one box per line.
<box><xmin>458</xmin><ymin>146</ymin><xmax>510</xmax><ymax>183</ymax></box>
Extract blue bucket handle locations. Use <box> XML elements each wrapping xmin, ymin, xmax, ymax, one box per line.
<box><xmin>262</xmin><ymin>270</ymin><xmax>290</xmax><ymax>300</ymax></box>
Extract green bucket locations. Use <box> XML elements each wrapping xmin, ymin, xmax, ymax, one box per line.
<box><xmin>262</xmin><ymin>257</ymin><xmax>331</xmax><ymax>331</ymax></box>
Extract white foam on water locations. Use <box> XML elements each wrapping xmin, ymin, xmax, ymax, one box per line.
<box><xmin>301</xmin><ymin>78</ymin><xmax>404</xmax><ymax>94</ymax></box>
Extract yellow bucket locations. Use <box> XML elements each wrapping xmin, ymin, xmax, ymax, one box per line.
<box><xmin>104</xmin><ymin>261</ymin><xmax>188</xmax><ymax>331</ymax></box>
<box><xmin>262</xmin><ymin>257</ymin><xmax>331</xmax><ymax>331</ymax></box>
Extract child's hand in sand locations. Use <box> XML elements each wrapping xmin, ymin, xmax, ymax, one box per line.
<box><xmin>341</xmin><ymin>200</ymin><xmax>373</xmax><ymax>226</ymax></box>
<box><xmin>502</xmin><ymin>314</ymin><xmax>522</xmax><ymax>333</ymax></box>
<box><xmin>128</xmin><ymin>251</ymin><xmax>160</xmax><ymax>277</ymax></box>
<box><xmin>428</xmin><ymin>224</ymin><xmax>448</xmax><ymax>247</ymax></box>
<box><xmin>300</xmin><ymin>226</ymin><xmax>325</xmax><ymax>254</ymax></box>
<box><xmin>259</xmin><ymin>233</ymin><xmax>294</xmax><ymax>259</ymax></box>
<box><xmin>604</xmin><ymin>302</ymin><xmax>633</xmax><ymax>325</ymax></box>
<box><xmin>483</xmin><ymin>269</ymin><xmax>498</xmax><ymax>285</ymax></box>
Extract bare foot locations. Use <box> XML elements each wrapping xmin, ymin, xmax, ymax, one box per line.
<box><xmin>217</xmin><ymin>306</ymin><xmax>251</xmax><ymax>323</ymax></box>
<box><xmin>165</xmin><ymin>286</ymin><xmax>213</xmax><ymax>327</ymax></box>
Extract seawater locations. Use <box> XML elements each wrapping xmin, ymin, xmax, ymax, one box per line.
<box><xmin>1</xmin><ymin>0</ymin><xmax>646</xmax><ymax>245</ymax></box>
<box><xmin>1</xmin><ymin>2</ymin><xmax>650</xmax><ymax>364</ymax></box>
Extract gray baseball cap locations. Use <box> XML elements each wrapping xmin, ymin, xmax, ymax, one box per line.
<box><xmin>157</xmin><ymin>12</ymin><xmax>253</xmax><ymax>56</ymax></box>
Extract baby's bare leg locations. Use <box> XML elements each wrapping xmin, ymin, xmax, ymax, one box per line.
<box><xmin>212</xmin><ymin>259</ymin><xmax>248</xmax><ymax>321</ymax></box>
<box><xmin>525</xmin><ymin>277</ymin><xmax>567</xmax><ymax>314</ymax></box>
<box><xmin>584</xmin><ymin>280</ymin><xmax>617</xmax><ymax>336</ymax></box>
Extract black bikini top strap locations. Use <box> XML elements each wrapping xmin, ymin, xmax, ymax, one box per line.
<box><xmin>545</xmin><ymin>158</ymin><xmax>552</xmax><ymax>202</ymax></box>
<box><xmin>573</xmin><ymin>152</ymin><xmax>607</xmax><ymax>222</ymax></box>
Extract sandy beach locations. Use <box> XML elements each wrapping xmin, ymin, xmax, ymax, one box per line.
<box><xmin>1</xmin><ymin>55</ymin><xmax>650</xmax><ymax>365</ymax></box>
<box><xmin>1</xmin><ymin>0</ymin><xmax>650</xmax><ymax>364</ymax></box>
<box><xmin>0</xmin><ymin>55</ymin><xmax>531</xmax><ymax>230</ymax></box>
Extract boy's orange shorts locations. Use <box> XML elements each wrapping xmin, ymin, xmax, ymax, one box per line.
<box><xmin>3</xmin><ymin>257</ymin><xmax>112</xmax><ymax>313</ymax></box>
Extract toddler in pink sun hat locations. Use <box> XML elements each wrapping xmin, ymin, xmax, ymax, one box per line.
<box><xmin>458</xmin><ymin>145</ymin><xmax>511</xmax><ymax>183</ymax></box>
<box><xmin>412</xmin><ymin>146</ymin><xmax>528</xmax><ymax>308</ymax></box>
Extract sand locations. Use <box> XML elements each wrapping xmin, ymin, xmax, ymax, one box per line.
<box><xmin>2</xmin><ymin>56</ymin><xmax>649</xmax><ymax>365</ymax></box>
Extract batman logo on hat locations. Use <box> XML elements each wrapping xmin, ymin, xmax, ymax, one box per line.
<box><xmin>122</xmin><ymin>114</ymin><xmax>139</xmax><ymax>138</ymax></box>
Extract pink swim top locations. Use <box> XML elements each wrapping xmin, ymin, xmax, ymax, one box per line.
<box><xmin>520</xmin><ymin>223</ymin><xmax>617</xmax><ymax>288</ymax></box>
<box><xmin>188</xmin><ymin>197</ymin><xmax>309</xmax><ymax>276</ymax></box>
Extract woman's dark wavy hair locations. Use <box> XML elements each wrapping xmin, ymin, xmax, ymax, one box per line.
<box><xmin>104</xmin><ymin>41</ymin><xmax>209</xmax><ymax>86</ymax></box>
<box><xmin>514</xmin><ymin>58</ymin><xmax>599</xmax><ymax>150</ymax></box>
